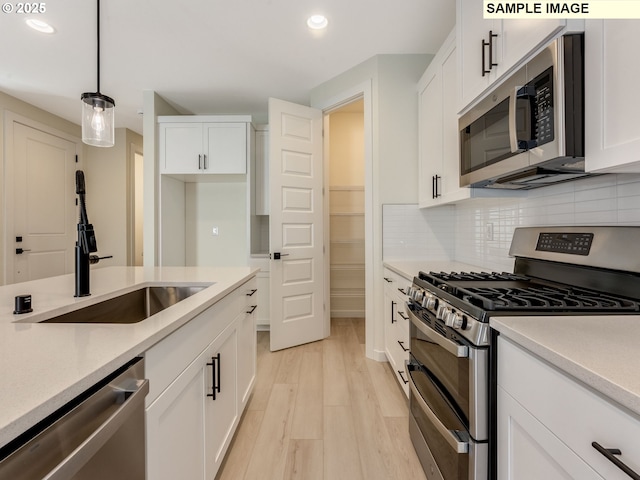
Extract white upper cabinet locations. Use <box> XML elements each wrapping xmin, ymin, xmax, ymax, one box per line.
<box><xmin>585</xmin><ymin>20</ymin><xmax>640</xmax><ymax>173</ymax></box>
<box><xmin>457</xmin><ymin>0</ymin><xmax>578</xmax><ymax>111</ymax></box>
<box><xmin>419</xmin><ymin>30</ymin><xmax>469</xmax><ymax>208</ymax></box>
<box><xmin>159</xmin><ymin>116</ymin><xmax>250</xmax><ymax>175</ymax></box>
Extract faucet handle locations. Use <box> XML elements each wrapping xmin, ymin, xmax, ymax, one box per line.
<box><xmin>89</xmin><ymin>255</ymin><xmax>113</xmax><ymax>265</ymax></box>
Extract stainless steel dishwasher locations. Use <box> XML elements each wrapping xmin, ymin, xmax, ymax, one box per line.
<box><xmin>0</xmin><ymin>357</ymin><xmax>149</xmax><ymax>480</ymax></box>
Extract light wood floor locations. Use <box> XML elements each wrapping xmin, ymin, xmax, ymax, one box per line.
<box><xmin>215</xmin><ymin>318</ymin><xmax>427</xmax><ymax>480</ymax></box>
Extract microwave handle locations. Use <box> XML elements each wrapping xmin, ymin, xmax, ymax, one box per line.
<box><xmin>509</xmin><ymin>86</ymin><xmax>537</xmax><ymax>153</ymax></box>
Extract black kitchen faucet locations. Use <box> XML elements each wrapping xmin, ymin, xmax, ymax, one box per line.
<box><xmin>74</xmin><ymin>170</ymin><xmax>111</xmax><ymax>297</ymax></box>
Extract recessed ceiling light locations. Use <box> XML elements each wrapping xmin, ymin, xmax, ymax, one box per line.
<box><xmin>307</xmin><ymin>15</ymin><xmax>328</xmax><ymax>30</ymax></box>
<box><xmin>26</xmin><ymin>18</ymin><xmax>55</xmax><ymax>34</ymax></box>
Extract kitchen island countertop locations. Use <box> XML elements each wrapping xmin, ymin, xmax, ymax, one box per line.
<box><xmin>0</xmin><ymin>266</ymin><xmax>258</xmax><ymax>449</ymax></box>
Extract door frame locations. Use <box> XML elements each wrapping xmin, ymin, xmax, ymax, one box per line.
<box><xmin>1</xmin><ymin>111</ymin><xmax>82</xmax><ymax>285</ymax></box>
<box><xmin>311</xmin><ymin>80</ymin><xmax>378</xmax><ymax>360</ymax></box>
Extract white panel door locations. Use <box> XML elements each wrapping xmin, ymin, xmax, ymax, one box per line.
<box><xmin>7</xmin><ymin>123</ymin><xmax>78</xmax><ymax>284</ymax></box>
<box><xmin>268</xmin><ymin>98</ymin><xmax>325</xmax><ymax>351</ymax></box>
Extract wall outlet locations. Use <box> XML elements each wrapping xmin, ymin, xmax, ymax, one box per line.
<box><xmin>212</xmin><ymin>227</ymin><xmax>219</xmax><ymax>236</ymax></box>
<box><xmin>486</xmin><ymin>222</ymin><xmax>494</xmax><ymax>241</ymax></box>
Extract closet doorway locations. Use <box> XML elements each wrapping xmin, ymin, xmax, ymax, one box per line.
<box><xmin>326</xmin><ymin>99</ymin><xmax>365</xmax><ymax>319</ymax></box>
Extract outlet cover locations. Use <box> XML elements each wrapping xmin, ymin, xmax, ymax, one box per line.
<box><xmin>212</xmin><ymin>227</ymin><xmax>219</xmax><ymax>236</ymax></box>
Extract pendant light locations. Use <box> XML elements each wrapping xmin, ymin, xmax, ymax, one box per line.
<box><xmin>81</xmin><ymin>0</ymin><xmax>115</xmax><ymax>147</ymax></box>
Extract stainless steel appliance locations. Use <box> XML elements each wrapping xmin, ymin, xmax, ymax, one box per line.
<box><xmin>0</xmin><ymin>357</ymin><xmax>149</xmax><ymax>480</ymax></box>
<box><xmin>459</xmin><ymin>34</ymin><xmax>586</xmax><ymax>190</ymax></box>
<box><xmin>406</xmin><ymin>226</ymin><xmax>640</xmax><ymax>480</ymax></box>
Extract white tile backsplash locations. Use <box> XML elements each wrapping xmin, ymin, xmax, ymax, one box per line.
<box><xmin>382</xmin><ymin>204</ymin><xmax>455</xmax><ymax>261</ymax></box>
<box><xmin>383</xmin><ymin>173</ymin><xmax>640</xmax><ymax>271</ymax></box>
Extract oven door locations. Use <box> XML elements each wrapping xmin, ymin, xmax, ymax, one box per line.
<box><xmin>408</xmin><ymin>362</ymin><xmax>488</xmax><ymax>480</ymax></box>
<box><xmin>408</xmin><ymin>304</ymin><xmax>488</xmax><ymax>441</ymax></box>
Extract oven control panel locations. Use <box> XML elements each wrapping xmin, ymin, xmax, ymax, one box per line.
<box><xmin>536</xmin><ymin>232</ymin><xmax>594</xmax><ymax>256</ymax></box>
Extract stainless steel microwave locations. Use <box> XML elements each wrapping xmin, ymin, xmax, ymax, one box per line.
<box><xmin>459</xmin><ymin>33</ymin><xmax>587</xmax><ymax>190</ymax></box>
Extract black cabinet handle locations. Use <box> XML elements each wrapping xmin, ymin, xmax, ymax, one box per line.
<box><xmin>383</xmin><ymin>277</ymin><xmax>393</xmax><ymax>283</ymax></box>
<box><xmin>206</xmin><ymin>353</ymin><xmax>221</xmax><ymax>401</ymax></box>
<box><xmin>397</xmin><ymin>287</ymin><xmax>406</xmax><ymax>295</ymax></box>
<box><xmin>592</xmin><ymin>442</ymin><xmax>640</xmax><ymax>480</ymax></box>
<box><xmin>432</xmin><ymin>175</ymin><xmax>436</xmax><ymax>199</ymax></box>
<box><xmin>198</xmin><ymin>154</ymin><xmax>203</xmax><ymax>170</ymax></box>
<box><xmin>246</xmin><ymin>289</ymin><xmax>257</xmax><ymax>296</ymax></box>
<box><xmin>391</xmin><ymin>301</ymin><xmax>397</xmax><ymax>323</ymax></box>
<box><xmin>398</xmin><ymin>340</ymin><xmax>409</xmax><ymax>352</ymax></box>
<box><xmin>398</xmin><ymin>370</ymin><xmax>409</xmax><ymax>384</ymax></box>
<box><xmin>398</xmin><ymin>311</ymin><xmax>409</xmax><ymax>321</ymax></box>
<box><xmin>247</xmin><ymin>305</ymin><xmax>257</xmax><ymax>314</ymax></box>
<box><xmin>482</xmin><ymin>30</ymin><xmax>498</xmax><ymax>76</ymax></box>
<box><xmin>203</xmin><ymin>154</ymin><xmax>208</xmax><ymax>170</ymax></box>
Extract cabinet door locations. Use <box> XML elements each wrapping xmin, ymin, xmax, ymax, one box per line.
<box><xmin>146</xmin><ymin>347</ymin><xmax>208</xmax><ymax>480</ymax></box>
<box><xmin>160</xmin><ymin>123</ymin><xmax>203</xmax><ymax>174</ymax></box>
<box><xmin>205</xmin><ymin>325</ymin><xmax>238</xmax><ymax>478</ymax></box>
<box><xmin>255</xmin><ymin>272</ymin><xmax>270</xmax><ymax>326</ymax></box>
<box><xmin>238</xmin><ymin>284</ymin><xmax>257</xmax><ymax>409</ymax></box>
<box><xmin>204</xmin><ymin>123</ymin><xmax>247</xmax><ymax>174</ymax></box>
<box><xmin>498</xmin><ymin>386</ymin><xmax>603</xmax><ymax>480</ymax></box>
<box><xmin>585</xmin><ymin>20</ymin><xmax>640</xmax><ymax>173</ymax></box>
<box><xmin>440</xmin><ymin>41</ymin><xmax>461</xmax><ymax>199</ymax></box>
<box><xmin>418</xmin><ymin>63</ymin><xmax>443</xmax><ymax>208</ymax></box>
<box><xmin>457</xmin><ymin>0</ymin><xmax>499</xmax><ymax>108</ymax></box>
<box><xmin>500</xmin><ymin>20</ymin><xmax>566</xmax><ymax>77</ymax></box>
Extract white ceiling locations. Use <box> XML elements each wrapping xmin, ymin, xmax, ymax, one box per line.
<box><xmin>0</xmin><ymin>0</ymin><xmax>455</xmax><ymax>135</ymax></box>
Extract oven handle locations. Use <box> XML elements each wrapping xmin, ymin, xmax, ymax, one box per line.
<box><xmin>407</xmin><ymin>305</ymin><xmax>468</xmax><ymax>358</ymax></box>
<box><xmin>408</xmin><ymin>366</ymin><xmax>469</xmax><ymax>454</ymax></box>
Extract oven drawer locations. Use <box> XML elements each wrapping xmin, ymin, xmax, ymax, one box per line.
<box><xmin>498</xmin><ymin>337</ymin><xmax>640</xmax><ymax>480</ymax></box>
<box><xmin>408</xmin><ymin>365</ymin><xmax>488</xmax><ymax>480</ymax></box>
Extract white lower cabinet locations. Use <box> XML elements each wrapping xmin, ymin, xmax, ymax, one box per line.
<box><xmin>383</xmin><ymin>268</ymin><xmax>411</xmax><ymax>396</ymax></box>
<box><xmin>498</xmin><ymin>336</ymin><xmax>640</xmax><ymax>480</ymax></box>
<box><xmin>145</xmin><ymin>277</ymin><xmax>257</xmax><ymax>480</ymax></box>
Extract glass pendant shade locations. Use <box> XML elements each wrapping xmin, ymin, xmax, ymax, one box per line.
<box><xmin>81</xmin><ymin>92</ymin><xmax>115</xmax><ymax>147</ymax></box>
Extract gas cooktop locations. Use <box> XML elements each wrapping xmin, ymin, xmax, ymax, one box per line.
<box><xmin>419</xmin><ymin>271</ymin><xmax>640</xmax><ymax>313</ymax></box>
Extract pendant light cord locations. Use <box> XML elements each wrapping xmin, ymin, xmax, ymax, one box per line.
<box><xmin>96</xmin><ymin>0</ymin><xmax>100</xmax><ymax>93</ymax></box>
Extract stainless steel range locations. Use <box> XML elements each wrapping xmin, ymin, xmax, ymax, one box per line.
<box><xmin>406</xmin><ymin>226</ymin><xmax>640</xmax><ymax>480</ymax></box>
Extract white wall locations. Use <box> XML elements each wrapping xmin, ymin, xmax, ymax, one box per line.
<box><xmin>185</xmin><ymin>179</ymin><xmax>248</xmax><ymax>266</ymax></box>
<box><xmin>86</xmin><ymin>128</ymin><xmax>143</xmax><ymax>267</ymax></box>
<box><xmin>310</xmin><ymin>53</ymin><xmax>433</xmax><ymax>359</ymax></box>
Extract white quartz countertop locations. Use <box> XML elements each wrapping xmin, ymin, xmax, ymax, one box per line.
<box><xmin>383</xmin><ymin>260</ymin><xmax>485</xmax><ymax>280</ymax></box>
<box><xmin>0</xmin><ymin>266</ymin><xmax>258</xmax><ymax>448</ymax></box>
<box><xmin>491</xmin><ymin>315</ymin><xmax>640</xmax><ymax>418</ymax></box>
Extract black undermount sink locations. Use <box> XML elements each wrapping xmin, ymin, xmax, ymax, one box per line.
<box><xmin>38</xmin><ymin>285</ymin><xmax>208</xmax><ymax>324</ymax></box>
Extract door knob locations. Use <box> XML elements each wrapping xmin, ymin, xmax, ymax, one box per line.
<box><xmin>15</xmin><ymin>248</ymin><xmax>31</xmax><ymax>255</ymax></box>
<box><xmin>272</xmin><ymin>252</ymin><xmax>289</xmax><ymax>260</ymax></box>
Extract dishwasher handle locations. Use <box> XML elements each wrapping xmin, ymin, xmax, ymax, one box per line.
<box><xmin>44</xmin><ymin>378</ymin><xmax>149</xmax><ymax>480</ymax></box>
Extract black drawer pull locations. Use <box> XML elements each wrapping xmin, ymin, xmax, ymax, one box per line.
<box><xmin>398</xmin><ymin>340</ymin><xmax>409</xmax><ymax>352</ymax></box>
<box><xmin>391</xmin><ymin>301</ymin><xmax>397</xmax><ymax>323</ymax></box>
<box><xmin>206</xmin><ymin>353</ymin><xmax>221</xmax><ymax>401</ymax></box>
<box><xmin>398</xmin><ymin>311</ymin><xmax>409</xmax><ymax>321</ymax></box>
<box><xmin>383</xmin><ymin>277</ymin><xmax>393</xmax><ymax>283</ymax></box>
<box><xmin>397</xmin><ymin>370</ymin><xmax>409</xmax><ymax>384</ymax></box>
<box><xmin>247</xmin><ymin>305</ymin><xmax>257</xmax><ymax>314</ymax></box>
<box><xmin>592</xmin><ymin>442</ymin><xmax>640</xmax><ymax>480</ymax></box>
<box><xmin>397</xmin><ymin>287</ymin><xmax>406</xmax><ymax>295</ymax></box>
<box><xmin>246</xmin><ymin>289</ymin><xmax>257</xmax><ymax>296</ymax></box>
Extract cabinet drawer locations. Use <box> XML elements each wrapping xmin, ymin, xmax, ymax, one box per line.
<box><xmin>146</xmin><ymin>278</ymin><xmax>256</xmax><ymax>405</ymax></box>
<box><xmin>498</xmin><ymin>337</ymin><xmax>640</xmax><ymax>479</ymax></box>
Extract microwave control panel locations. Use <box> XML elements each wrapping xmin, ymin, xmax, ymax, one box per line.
<box><xmin>533</xmin><ymin>67</ymin><xmax>554</xmax><ymax>146</ymax></box>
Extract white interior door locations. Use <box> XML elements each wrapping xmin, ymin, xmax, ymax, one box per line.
<box><xmin>6</xmin><ymin>122</ymin><xmax>78</xmax><ymax>283</ymax></box>
<box><xmin>268</xmin><ymin>98</ymin><xmax>325</xmax><ymax>351</ymax></box>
